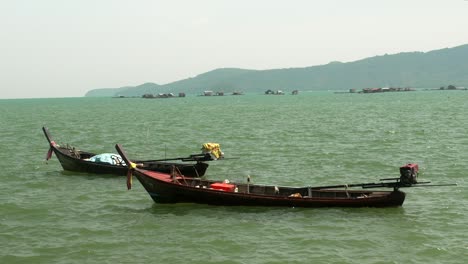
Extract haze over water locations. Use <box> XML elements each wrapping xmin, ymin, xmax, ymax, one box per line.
<box><xmin>0</xmin><ymin>91</ymin><xmax>467</xmax><ymax>263</ymax></box>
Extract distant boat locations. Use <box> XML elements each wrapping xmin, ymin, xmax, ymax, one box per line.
<box><xmin>359</xmin><ymin>87</ymin><xmax>415</xmax><ymax>93</ymax></box>
<box><xmin>143</xmin><ymin>93</ymin><xmax>185</xmax><ymax>98</ymax></box>
<box><xmin>265</xmin><ymin>89</ymin><xmax>285</xmax><ymax>95</ymax></box>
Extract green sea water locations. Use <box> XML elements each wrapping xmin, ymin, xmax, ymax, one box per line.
<box><xmin>0</xmin><ymin>91</ymin><xmax>467</xmax><ymax>264</ymax></box>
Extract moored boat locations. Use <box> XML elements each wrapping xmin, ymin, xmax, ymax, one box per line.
<box><xmin>115</xmin><ymin>144</ymin><xmax>445</xmax><ymax>208</ymax></box>
<box><xmin>43</xmin><ymin>127</ymin><xmax>221</xmax><ymax>177</ymax></box>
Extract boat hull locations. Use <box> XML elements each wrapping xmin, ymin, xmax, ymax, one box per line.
<box><xmin>43</xmin><ymin>127</ymin><xmax>209</xmax><ymax>177</ymax></box>
<box><xmin>52</xmin><ymin>147</ymin><xmax>209</xmax><ymax>176</ymax></box>
<box><xmin>53</xmin><ymin>148</ymin><xmax>127</xmax><ymax>175</ymax></box>
<box><xmin>134</xmin><ymin>170</ymin><xmax>406</xmax><ymax>208</ymax></box>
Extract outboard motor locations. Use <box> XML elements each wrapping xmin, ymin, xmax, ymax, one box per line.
<box><xmin>400</xmin><ymin>163</ymin><xmax>419</xmax><ymax>184</ymax></box>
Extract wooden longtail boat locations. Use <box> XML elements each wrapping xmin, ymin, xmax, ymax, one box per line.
<box><xmin>43</xmin><ymin>127</ymin><xmax>214</xmax><ymax>177</ymax></box>
<box><xmin>115</xmin><ymin>144</ymin><xmax>446</xmax><ymax>208</ymax></box>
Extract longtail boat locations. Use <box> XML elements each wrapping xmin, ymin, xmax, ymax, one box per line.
<box><xmin>43</xmin><ymin>127</ymin><xmax>223</xmax><ymax>177</ymax></box>
<box><xmin>115</xmin><ymin>144</ymin><xmax>453</xmax><ymax>208</ymax></box>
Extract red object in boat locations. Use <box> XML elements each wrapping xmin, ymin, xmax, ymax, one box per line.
<box><xmin>210</xmin><ymin>183</ymin><xmax>235</xmax><ymax>192</ymax></box>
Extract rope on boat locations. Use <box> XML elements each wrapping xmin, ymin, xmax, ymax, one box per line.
<box><xmin>171</xmin><ymin>165</ymin><xmax>188</xmax><ymax>185</ymax></box>
<box><xmin>65</xmin><ymin>144</ymin><xmax>81</xmax><ymax>158</ymax></box>
<box><xmin>191</xmin><ymin>164</ymin><xmax>200</xmax><ymax>178</ymax></box>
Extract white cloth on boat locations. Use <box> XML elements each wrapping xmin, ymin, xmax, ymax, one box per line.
<box><xmin>87</xmin><ymin>153</ymin><xmax>126</xmax><ymax>165</ymax></box>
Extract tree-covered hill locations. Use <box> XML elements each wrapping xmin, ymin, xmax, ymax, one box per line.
<box><xmin>85</xmin><ymin>44</ymin><xmax>468</xmax><ymax>97</ymax></box>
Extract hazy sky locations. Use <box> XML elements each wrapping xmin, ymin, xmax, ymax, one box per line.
<box><xmin>1</xmin><ymin>0</ymin><xmax>468</xmax><ymax>99</ymax></box>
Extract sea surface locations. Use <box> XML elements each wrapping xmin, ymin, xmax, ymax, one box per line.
<box><xmin>0</xmin><ymin>91</ymin><xmax>467</xmax><ymax>264</ymax></box>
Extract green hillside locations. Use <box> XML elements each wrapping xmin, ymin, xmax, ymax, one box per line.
<box><xmin>85</xmin><ymin>44</ymin><xmax>468</xmax><ymax>97</ymax></box>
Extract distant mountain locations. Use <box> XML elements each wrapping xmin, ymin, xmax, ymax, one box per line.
<box><xmin>85</xmin><ymin>44</ymin><xmax>468</xmax><ymax>97</ymax></box>
<box><xmin>84</xmin><ymin>83</ymin><xmax>160</xmax><ymax>97</ymax></box>
<box><xmin>85</xmin><ymin>86</ymin><xmax>131</xmax><ymax>97</ymax></box>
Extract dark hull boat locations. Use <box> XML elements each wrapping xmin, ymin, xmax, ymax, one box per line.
<box><xmin>132</xmin><ymin>170</ymin><xmax>406</xmax><ymax>207</ymax></box>
<box><xmin>43</xmin><ymin>127</ymin><xmax>210</xmax><ymax>177</ymax></box>
<box><xmin>113</xmin><ymin>144</ymin><xmax>443</xmax><ymax>208</ymax></box>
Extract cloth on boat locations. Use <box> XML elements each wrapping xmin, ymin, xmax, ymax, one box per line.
<box><xmin>87</xmin><ymin>153</ymin><xmax>126</xmax><ymax>165</ymax></box>
<box><xmin>202</xmin><ymin>143</ymin><xmax>224</xmax><ymax>160</ymax></box>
